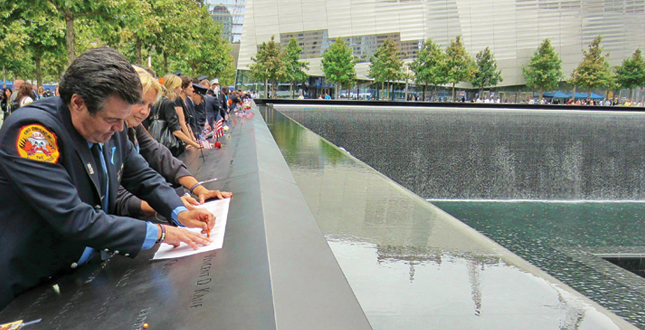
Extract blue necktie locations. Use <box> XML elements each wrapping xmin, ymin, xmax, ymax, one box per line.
<box><xmin>90</xmin><ymin>143</ymin><xmax>109</xmax><ymax>210</ymax></box>
<box><xmin>78</xmin><ymin>143</ymin><xmax>110</xmax><ymax>266</ymax></box>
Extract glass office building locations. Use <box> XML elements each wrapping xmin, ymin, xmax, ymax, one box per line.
<box><xmin>206</xmin><ymin>0</ymin><xmax>247</xmax><ymax>68</ymax></box>
<box><xmin>237</xmin><ymin>0</ymin><xmax>645</xmax><ymax>89</ymax></box>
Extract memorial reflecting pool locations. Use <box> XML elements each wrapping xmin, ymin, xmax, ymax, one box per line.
<box><xmin>433</xmin><ymin>201</ymin><xmax>645</xmax><ymax>328</ymax></box>
<box><xmin>262</xmin><ymin>105</ymin><xmax>641</xmax><ymax>329</ymax></box>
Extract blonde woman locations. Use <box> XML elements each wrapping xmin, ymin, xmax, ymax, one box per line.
<box><xmin>151</xmin><ymin>74</ymin><xmax>201</xmax><ymax>153</ymax></box>
<box><xmin>115</xmin><ymin>66</ymin><xmax>232</xmax><ymax>218</ymax></box>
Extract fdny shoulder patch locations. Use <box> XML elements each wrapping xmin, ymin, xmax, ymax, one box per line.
<box><xmin>16</xmin><ymin>124</ymin><xmax>60</xmax><ymax>163</ymax></box>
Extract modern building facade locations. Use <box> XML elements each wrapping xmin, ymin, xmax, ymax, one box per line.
<box><xmin>206</xmin><ymin>0</ymin><xmax>247</xmax><ymax>68</ymax></box>
<box><xmin>237</xmin><ymin>0</ymin><xmax>645</xmax><ymax>88</ymax></box>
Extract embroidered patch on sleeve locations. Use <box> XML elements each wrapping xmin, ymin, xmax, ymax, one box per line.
<box><xmin>16</xmin><ymin>124</ymin><xmax>60</xmax><ymax>163</ymax></box>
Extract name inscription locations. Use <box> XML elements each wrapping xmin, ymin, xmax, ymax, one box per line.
<box><xmin>190</xmin><ymin>252</ymin><xmax>217</xmax><ymax>309</ymax></box>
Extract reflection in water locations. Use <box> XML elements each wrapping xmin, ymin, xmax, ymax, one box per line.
<box><xmin>262</xmin><ymin>106</ymin><xmax>632</xmax><ymax>330</ymax></box>
<box><xmin>434</xmin><ymin>201</ymin><xmax>645</xmax><ymax>329</ymax></box>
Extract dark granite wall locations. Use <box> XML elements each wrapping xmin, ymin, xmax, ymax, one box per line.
<box><xmin>277</xmin><ymin>106</ymin><xmax>645</xmax><ymax>200</ymax></box>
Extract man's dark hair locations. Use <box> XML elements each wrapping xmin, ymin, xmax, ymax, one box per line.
<box><xmin>59</xmin><ymin>46</ymin><xmax>142</xmax><ymax>115</ymax></box>
<box><xmin>181</xmin><ymin>76</ymin><xmax>193</xmax><ymax>89</ymax></box>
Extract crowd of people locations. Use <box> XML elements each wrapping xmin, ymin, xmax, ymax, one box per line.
<box><xmin>0</xmin><ymin>72</ymin><xmax>256</xmax><ymax>156</ymax></box>
<box><xmin>0</xmin><ymin>46</ymin><xmax>253</xmax><ymax>310</ymax></box>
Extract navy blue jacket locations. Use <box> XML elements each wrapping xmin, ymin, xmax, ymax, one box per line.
<box><xmin>0</xmin><ymin>97</ymin><xmax>184</xmax><ymax>310</ymax></box>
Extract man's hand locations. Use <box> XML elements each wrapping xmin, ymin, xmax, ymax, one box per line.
<box><xmin>193</xmin><ymin>185</ymin><xmax>233</xmax><ymax>204</ymax></box>
<box><xmin>176</xmin><ymin>209</ymin><xmax>215</xmax><ymax>235</ymax></box>
<box><xmin>180</xmin><ymin>195</ymin><xmax>200</xmax><ymax>210</ymax></box>
<box><xmin>162</xmin><ymin>225</ymin><xmax>212</xmax><ymax>249</ymax></box>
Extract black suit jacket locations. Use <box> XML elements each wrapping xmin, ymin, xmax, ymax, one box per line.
<box><xmin>204</xmin><ymin>95</ymin><xmax>219</xmax><ymax>117</ymax></box>
<box><xmin>115</xmin><ymin>124</ymin><xmax>192</xmax><ymax>217</ymax></box>
<box><xmin>0</xmin><ymin>97</ymin><xmax>184</xmax><ymax>310</ymax></box>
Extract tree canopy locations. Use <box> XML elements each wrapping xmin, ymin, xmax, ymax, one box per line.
<box><xmin>472</xmin><ymin>47</ymin><xmax>503</xmax><ymax>97</ymax></box>
<box><xmin>571</xmin><ymin>36</ymin><xmax>613</xmax><ymax>99</ymax></box>
<box><xmin>282</xmin><ymin>38</ymin><xmax>309</xmax><ymax>98</ymax></box>
<box><xmin>614</xmin><ymin>48</ymin><xmax>645</xmax><ymax>99</ymax></box>
<box><xmin>522</xmin><ymin>38</ymin><xmax>563</xmax><ymax>100</ymax></box>
<box><xmin>368</xmin><ymin>38</ymin><xmax>403</xmax><ymax>100</ymax></box>
<box><xmin>409</xmin><ymin>38</ymin><xmax>447</xmax><ymax>101</ymax></box>
<box><xmin>321</xmin><ymin>37</ymin><xmax>357</xmax><ymax>98</ymax></box>
<box><xmin>249</xmin><ymin>35</ymin><xmax>284</xmax><ymax>98</ymax></box>
<box><xmin>0</xmin><ymin>0</ymin><xmax>235</xmax><ymax>86</ymax></box>
<box><xmin>445</xmin><ymin>36</ymin><xmax>476</xmax><ymax>101</ymax></box>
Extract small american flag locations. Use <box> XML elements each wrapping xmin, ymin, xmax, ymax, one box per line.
<box><xmin>245</xmin><ymin>111</ymin><xmax>255</xmax><ymax>120</ymax></box>
<box><xmin>199</xmin><ymin>140</ymin><xmax>212</xmax><ymax>149</ymax></box>
<box><xmin>214</xmin><ymin>118</ymin><xmax>224</xmax><ymax>138</ymax></box>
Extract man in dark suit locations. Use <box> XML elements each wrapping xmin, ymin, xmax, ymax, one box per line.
<box><xmin>0</xmin><ymin>47</ymin><xmax>214</xmax><ymax>310</ymax></box>
<box><xmin>204</xmin><ymin>91</ymin><xmax>221</xmax><ymax>129</ymax></box>
<box><xmin>191</xmin><ymin>83</ymin><xmax>208</xmax><ymax>132</ymax></box>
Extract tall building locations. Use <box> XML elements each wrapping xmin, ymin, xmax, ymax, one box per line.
<box><xmin>210</xmin><ymin>5</ymin><xmax>234</xmax><ymax>43</ymax></box>
<box><xmin>237</xmin><ymin>0</ymin><xmax>645</xmax><ymax>88</ymax></box>
<box><xmin>206</xmin><ymin>0</ymin><xmax>247</xmax><ymax>69</ymax></box>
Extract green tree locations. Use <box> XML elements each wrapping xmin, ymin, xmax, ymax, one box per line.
<box><xmin>321</xmin><ymin>37</ymin><xmax>357</xmax><ymax>99</ymax></box>
<box><xmin>41</xmin><ymin>0</ymin><xmax>132</xmax><ymax>65</ymax></box>
<box><xmin>522</xmin><ymin>38</ymin><xmax>563</xmax><ymax>101</ymax></box>
<box><xmin>20</xmin><ymin>3</ymin><xmax>66</xmax><ymax>87</ymax></box>
<box><xmin>614</xmin><ymin>48</ymin><xmax>645</xmax><ymax>100</ymax></box>
<box><xmin>368</xmin><ymin>37</ymin><xmax>403</xmax><ymax>100</ymax></box>
<box><xmin>282</xmin><ymin>38</ymin><xmax>309</xmax><ymax>98</ymax></box>
<box><xmin>117</xmin><ymin>0</ymin><xmax>160</xmax><ymax>66</ymax></box>
<box><xmin>445</xmin><ymin>35</ymin><xmax>476</xmax><ymax>101</ymax></box>
<box><xmin>472</xmin><ymin>47</ymin><xmax>503</xmax><ymax>98</ymax></box>
<box><xmin>249</xmin><ymin>35</ymin><xmax>284</xmax><ymax>98</ymax></box>
<box><xmin>0</xmin><ymin>2</ymin><xmax>29</xmax><ymax>86</ymax></box>
<box><xmin>147</xmin><ymin>0</ymin><xmax>195</xmax><ymax>74</ymax></box>
<box><xmin>571</xmin><ymin>36</ymin><xmax>613</xmax><ymax>99</ymax></box>
<box><xmin>183</xmin><ymin>6</ymin><xmax>234</xmax><ymax>83</ymax></box>
<box><xmin>410</xmin><ymin>38</ymin><xmax>447</xmax><ymax>101</ymax></box>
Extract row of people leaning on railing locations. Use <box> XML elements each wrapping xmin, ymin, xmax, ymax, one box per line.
<box><xmin>140</xmin><ymin>72</ymin><xmax>255</xmax><ymax>157</ymax></box>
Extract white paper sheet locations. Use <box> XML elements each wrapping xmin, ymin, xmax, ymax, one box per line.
<box><xmin>152</xmin><ymin>198</ymin><xmax>230</xmax><ymax>260</ymax></box>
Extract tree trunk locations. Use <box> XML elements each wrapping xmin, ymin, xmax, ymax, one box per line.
<box><xmin>434</xmin><ymin>86</ymin><xmax>438</xmax><ymax>101</ymax></box>
<box><xmin>65</xmin><ymin>13</ymin><xmax>75</xmax><ymax>66</ymax></box>
<box><xmin>539</xmin><ymin>89</ymin><xmax>543</xmax><ymax>102</ymax></box>
<box><xmin>451</xmin><ymin>83</ymin><xmax>456</xmax><ymax>101</ymax></box>
<box><xmin>587</xmin><ymin>90</ymin><xmax>591</xmax><ymax>101</ymax></box>
<box><xmin>35</xmin><ymin>48</ymin><xmax>42</xmax><ymax>88</ymax></box>
<box><xmin>264</xmin><ymin>78</ymin><xmax>268</xmax><ymax>98</ymax></box>
<box><xmin>404</xmin><ymin>77</ymin><xmax>408</xmax><ymax>101</ymax></box>
<box><xmin>163</xmin><ymin>52</ymin><xmax>168</xmax><ymax>73</ymax></box>
<box><xmin>289</xmin><ymin>81</ymin><xmax>293</xmax><ymax>98</ymax></box>
<box><xmin>136</xmin><ymin>37</ymin><xmax>143</xmax><ymax>66</ymax></box>
<box><xmin>571</xmin><ymin>85</ymin><xmax>576</xmax><ymax>102</ymax></box>
<box><xmin>423</xmin><ymin>84</ymin><xmax>427</xmax><ymax>101</ymax></box>
<box><xmin>3</xmin><ymin>65</ymin><xmax>6</xmax><ymax>89</ymax></box>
